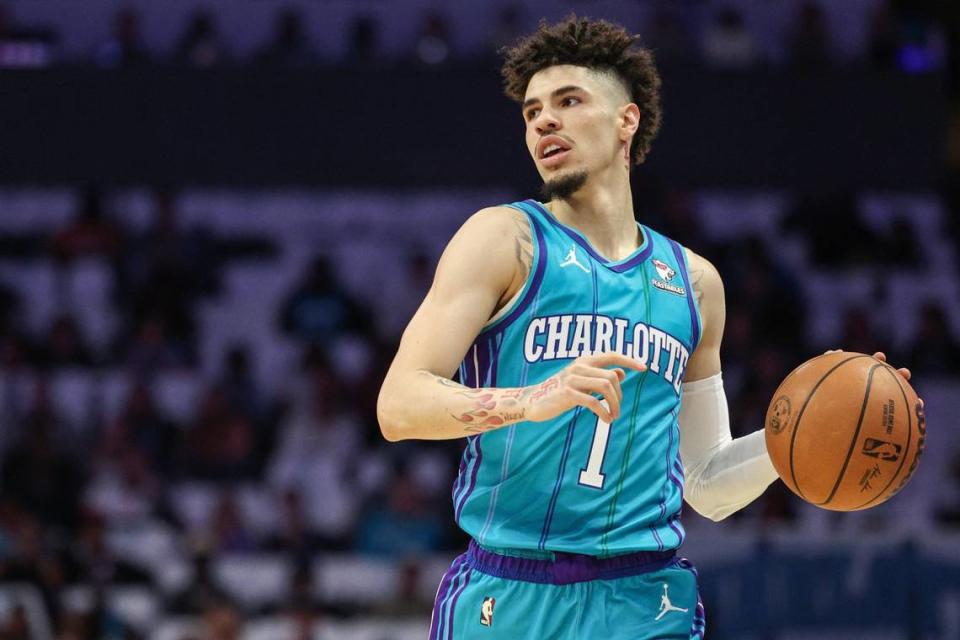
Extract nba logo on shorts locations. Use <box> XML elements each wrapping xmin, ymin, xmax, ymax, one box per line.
<box><xmin>480</xmin><ymin>597</ymin><xmax>496</xmax><ymax>627</ymax></box>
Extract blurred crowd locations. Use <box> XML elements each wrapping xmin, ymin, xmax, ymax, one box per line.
<box><xmin>0</xmin><ymin>182</ymin><xmax>956</xmax><ymax>637</ymax></box>
<box><xmin>0</xmin><ymin>0</ymin><xmax>953</xmax><ymax>72</ymax></box>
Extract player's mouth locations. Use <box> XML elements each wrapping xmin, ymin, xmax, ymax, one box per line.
<box><xmin>537</xmin><ymin>135</ymin><xmax>573</xmax><ymax>168</ymax></box>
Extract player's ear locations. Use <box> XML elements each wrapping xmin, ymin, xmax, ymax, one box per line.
<box><xmin>619</xmin><ymin>103</ymin><xmax>640</xmax><ymax>142</ymax></box>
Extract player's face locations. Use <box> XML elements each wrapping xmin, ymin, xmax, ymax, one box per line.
<box><xmin>522</xmin><ymin>65</ymin><xmax>631</xmax><ymax>185</ymax></box>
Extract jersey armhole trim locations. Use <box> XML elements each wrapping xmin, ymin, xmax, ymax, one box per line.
<box><xmin>478</xmin><ymin>203</ymin><xmax>547</xmax><ymax>337</ymax></box>
<box><xmin>669</xmin><ymin>239</ymin><xmax>702</xmax><ymax>350</ymax></box>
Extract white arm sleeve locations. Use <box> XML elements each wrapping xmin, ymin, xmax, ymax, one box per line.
<box><xmin>678</xmin><ymin>372</ymin><xmax>780</xmax><ymax>521</ymax></box>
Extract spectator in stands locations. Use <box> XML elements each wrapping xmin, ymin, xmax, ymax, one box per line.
<box><xmin>0</xmin><ymin>3</ymin><xmax>10</xmax><ymax>40</ymax></box>
<box><xmin>485</xmin><ymin>5</ymin><xmax>525</xmax><ymax>59</ymax></box>
<box><xmin>0</xmin><ymin>513</ymin><xmax>67</xmax><ymax>625</ymax></box>
<box><xmin>700</xmin><ymin>6</ymin><xmax>761</xmax><ymax>69</ymax></box>
<box><xmin>173</xmin><ymin>10</ymin><xmax>229</xmax><ymax>67</ymax></box>
<box><xmin>355</xmin><ymin>464</ymin><xmax>444</xmax><ymax>556</ymax></box>
<box><xmin>346</xmin><ymin>15</ymin><xmax>380</xmax><ymax>65</ymax></box>
<box><xmin>51</xmin><ymin>185</ymin><xmax>124</xmax><ymax>264</ymax></box>
<box><xmin>96</xmin><ymin>7</ymin><xmax>151</xmax><ymax>67</ymax></box>
<box><xmin>892</xmin><ymin>4</ymin><xmax>948</xmax><ymax>73</ymax></box>
<box><xmin>207</xmin><ymin>492</ymin><xmax>256</xmax><ymax>554</ymax></box>
<box><xmin>268</xmin><ymin>353</ymin><xmax>361</xmax><ymax>549</ymax></box>
<box><xmin>108</xmin><ymin>381</ymin><xmax>177</xmax><ymax>476</ymax></box>
<box><xmin>882</xmin><ymin>217</ymin><xmax>921</xmax><ymax>268</ymax></box>
<box><xmin>0</xmin><ymin>283</ymin><xmax>31</xmax><ymax>371</ymax></box>
<box><xmin>788</xmin><ymin>1</ymin><xmax>833</xmax><ymax>67</ymax></box>
<box><xmin>264</xmin><ymin>489</ymin><xmax>314</xmax><ymax>559</ymax></box>
<box><xmin>120</xmin><ymin>189</ymin><xmax>216</xmax><ymax>370</ymax></box>
<box><xmin>782</xmin><ymin>191</ymin><xmax>878</xmax><ymax>267</ymax></box>
<box><xmin>376</xmin><ymin>249</ymin><xmax>434</xmax><ymax>343</ymax></box>
<box><xmin>279</xmin><ymin>255</ymin><xmax>370</xmax><ymax>347</ymax></box>
<box><xmin>839</xmin><ymin>306</ymin><xmax>884</xmax><ymax>356</ymax></box>
<box><xmin>202</xmin><ymin>602</ymin><xmax>242</xmax><ymax>640</ymax></box>
<box><xmin>413</xmin><ymin>11</ymin><xmax>452</xmax><ymax>66</ymax></box>
<box><xmin>937</xmin><ymin>447</ymin><xmax>960</xmax><ymax>525</ymax></box>
<box><xmin>905</xmin><ymin>302</ymin><xmax>960</xmax><ymax>376</ymax></box>
<box><xmin>0</xmin><ymin>603</ymin><xmax>29</xmax><ymax>639</ymax></box>
<box><xmin>868</xmin><ymin>2</ymin><xmax>901</xmax><ymax>68</ymax></box>
<box><xmin>168</xmin><ymin>548</ymin><xmax>230</xmax><ymax>615</ymax></box>
<box><xmin>1</xmin><ymin>384</ymin><xmax>81</xmax><ymax>530</ymax></box>
<box><xmin>646</xmin><ymin>7</ymin><xmax>696</xmax><ymax>64</ymax></box>
<box><xmin>256</xmin><ymin>7</ymin><xmax>316</xmax><ymax>66</ymax></box>
<box><xmin>219</xmin><ymin>345</ymin><xmax>263</xmax><ymax>424</ymax></box>
<box><xmin>38</xmin><ymin>315</ymin><xmax>94</xmax><ymax>369</ymax></box>
<box><xmin>182</xmin><ymin>386</ymin><xmax>257</xmax><ymax>482</ymax></box>
<box><xmin>84</xmin><ymin>439</ymin><xmax>159</xmax><ymax>524</ymax></box>
<box><xmin>64</xmin><ymin>509</ymin><xmax>152</xmax><ymax>588</ymax></box>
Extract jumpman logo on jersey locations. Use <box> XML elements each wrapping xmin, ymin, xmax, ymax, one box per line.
<box><xmin>559</xmin><ymin>244</ymin><xmax>590</xmax><ymax>273</ymax></box>
<box><xmin>654</xmin><ymin>584</ymin><xmax>689</xmax><ymax>621</ymax></box>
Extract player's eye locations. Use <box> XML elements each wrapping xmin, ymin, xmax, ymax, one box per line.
<box><xmin>525</xmin><ymin>108</ymin><xmax>540</xmax><ymax>121</ymax></box>
<box><xmin>561</xmin><ymin>96</ymin><xmax>581</xmax><ymax>107</ymax></box>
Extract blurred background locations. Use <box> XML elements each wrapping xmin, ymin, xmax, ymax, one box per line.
<box><xmin>0</xmin><ymin>0</ymin><xmax>958</xmax><ymax>638</ymax></box>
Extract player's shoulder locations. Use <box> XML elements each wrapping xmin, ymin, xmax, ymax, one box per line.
<box><xmin>682</xmin><ymin>248</ymin><xmax>723</xmax><ymax>289</ymax></box>
<box><xmin>463</xmin><ymin>205</ymin><xmax>529</xmax><ymax>234</ymax></box>
<box><xmin>682</xmin><ymin>247</ymin><xmax>725</xmax><ymax>323</ymax></box>
<box><xmin>450</xmin><ymin>205</ymin><xmax>530</xmax><ymax>254</ymax></box>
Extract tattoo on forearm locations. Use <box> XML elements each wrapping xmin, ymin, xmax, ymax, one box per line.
<box><xmin>451</xmin><ymin>389</ymin><xmax>527</xmax><ymax>431</ymax></box>
<box><xmin>690</xmin><ymin>269</ymin><xmax>704</xmax><ymax>306</ymax></box>
<box><xmin>417</xmin><ymin>369</ymin><xmax>527</xmax><ymax>432</ymax></box>
<box><xmin>529</xmin><ymin>377</ymin><xmax>559</xmax><ymax>404</ymax></box>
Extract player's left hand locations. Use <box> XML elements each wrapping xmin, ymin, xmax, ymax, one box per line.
<box><xmin>824</xmin><ymin>349</ymin><xmax>914</xmax><ymax>386</ymax></box>
<box><xmin>871</xmin><ymin>351</ymin><xmax>911</xmax><ymax>383</ymax></box>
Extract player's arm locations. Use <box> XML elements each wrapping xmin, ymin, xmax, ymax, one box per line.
<box><xmin>377</xmin><ymin>208</ymin><xmax>643</xmax><ymax>442</ymax></box>
<box><xmin>677</xmin><ymin>251</ymin><xmax>779</xmax><ymax>521</ymax></box>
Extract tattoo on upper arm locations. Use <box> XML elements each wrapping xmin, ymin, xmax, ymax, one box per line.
<box><xmin>690</xmin><ymin>269</ymin><xmax>705</xmax><ymax>306</ymax></box>
<box><xmin>512</xmin><ymin>213</ymin><xmax>534</xmax><ymax>281</ymax></box>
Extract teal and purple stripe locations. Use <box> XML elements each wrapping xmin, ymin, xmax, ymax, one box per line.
<box><xmin>467</xmin><ymin>540</ymin><xmax>674</xmax><ymax>585</ymax></box>
<box><xmin>429</xmin><ymin>553</ymin><xmax>472</xmax><ymax>640</ymax></box>
<box><xmin>676</xmin><ymin>557</ymin><xmax>706</xmax><ymax>639</ymax></box>
<box><xmin>669</xmin><ymin>239</ymin><xmax>701</xmax><ymax>350</ymax></box>
<box><xmin>479</xmin><ymin>203</ymin><xmax>548</xmax><ymax>339</ymax></box>
<box><xmin>538</xmin><ymin>253</ymin><xmax>598</xmax><ymax>549</ymax></box>
<box><xmin>665</xmin><ymin>413</ymin><xmax>685</xmax><ymax>545</ymax></box>
<box><xmin>528</xmin><ymin>200</ymin><xmax>654</xmax><ymax>273</ymax></box>
<box><xmin>453</xmin><ymin>335</ymin><xmax>501</xmax><ymax>523</ymax></box>
<box><xmin>538</xmin><ymin>407</ymin><xmax>584</xmax><ymax>550</ymax></box>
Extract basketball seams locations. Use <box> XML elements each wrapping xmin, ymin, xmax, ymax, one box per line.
<box><xmin>817</xmin><ymin>363</ymin><xmax>879</xmax><ymax>506</ymax></box>
<box><xmin>879</xmin><ymin>362</ymin><xmax>923</xmax><ymax>500</ymax></box>
<box><xmin>852</xmin><ymin>364</ymin><xmax>913</xmax><ymax>509</ymax></box>
<box><xmin>787</xmin><ymin>354</ymin><xmax>874</xmax><ymax>500</ymax></box>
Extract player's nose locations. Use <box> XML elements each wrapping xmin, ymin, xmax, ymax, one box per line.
<box><xmin>534</xmin><ymin>110</ymin><xmax>561</xmax><ymax>135</ymax></box>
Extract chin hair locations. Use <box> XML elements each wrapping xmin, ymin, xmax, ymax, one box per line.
<box><xmin>540</xmin><ymin>170</ymin><xmax>588</xmax><ymax>202</ymax></box>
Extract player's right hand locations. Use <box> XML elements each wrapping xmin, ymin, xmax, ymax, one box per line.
<box><xmin>522</xmin><ymin>352</ymin><xmax>646</xmax><ymax>424</ymax></box>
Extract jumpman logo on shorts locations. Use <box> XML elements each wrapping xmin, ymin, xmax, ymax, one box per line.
<box><xmin>654</xmin><ymin>584</ymin><xmax>689</xmax><ymax>621</ymax></box>
<box><xmin>560</xmin><ymin>244</ymin><xmax>590</xmax><ymax>273</ymax></box>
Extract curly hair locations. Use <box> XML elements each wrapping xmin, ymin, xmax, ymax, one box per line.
<box><xmin>500</xmin><ymin>15</ymin><xmax>662</xmax><ymax>165</ymax></box>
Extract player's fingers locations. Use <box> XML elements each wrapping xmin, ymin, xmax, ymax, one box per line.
<box><xmin>613</xmin><ymin>368</ymin><xmax>625</xmax><ymax>382</ymax></box>
<box><xmin>897</xmin><ymin>367</ymin><xmax>911</xmax><ymax>381</ymax></box>
<box><xmin>568</xmin><ymin>375</ymin><xmax>621</xmax><ymax>419</ymax></box>
<box><xmin>569</xmin><ymin>390</ymin><xmax>613</xmax><ymax>423</ymax></box>
<box><xmin>873</xmin><ymin>351</ymin><xmax>887</xmax><ymax>362</ymax></box>
<box><xmin>585</xmin><ymin>351</ymin><xmax>646</xmax><ymax>372</ymax></box>
<box><xmin>824</xmin><ymin>349</ymin><xmax>841</xmax><ymax>354</ymax></box>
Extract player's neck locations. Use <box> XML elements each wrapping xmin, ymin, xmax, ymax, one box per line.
<box><xmin>546</xmin><ymin>170</ymin><xmax>638</xmax><ymax>261</ymax></box>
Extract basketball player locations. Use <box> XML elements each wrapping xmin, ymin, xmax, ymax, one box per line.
<box><xmin>378</xmin><ymin>16</ymin><xmax>910</xmax><ymax>639</ymax></box>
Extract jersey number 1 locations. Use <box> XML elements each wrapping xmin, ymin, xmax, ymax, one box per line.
<box><xmin>579</xmin><ymin>415</ymin><xmax>611</xmax><ymax>489</ymax></box>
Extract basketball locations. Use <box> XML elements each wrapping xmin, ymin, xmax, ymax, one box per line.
<box><xmin>764</xmin><ymin>351</ymin><xmax>927</xmax><ymax>511</ymax></box>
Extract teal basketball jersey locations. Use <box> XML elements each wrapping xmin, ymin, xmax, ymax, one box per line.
<box><xmin>452</xmin><ymin>200</ymin><xmax>702</xmax><ymax>556</ymax></box>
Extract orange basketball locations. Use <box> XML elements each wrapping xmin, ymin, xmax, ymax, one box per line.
<box><xmin>764</xmin><ymin>351</ymin><xmax>926</xmax><ymax>511</ymax></box>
